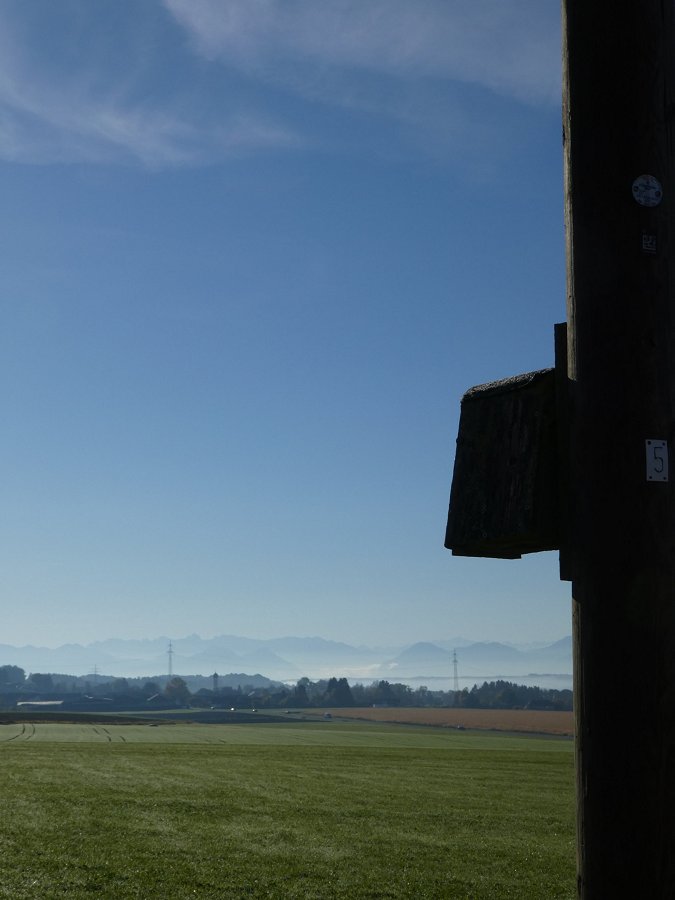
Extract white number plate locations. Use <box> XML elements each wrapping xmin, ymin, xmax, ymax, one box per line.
<box><xmin>646</xmin><ymin>440</ymin><xmax>668</xmax><ymax>482</ymax></box>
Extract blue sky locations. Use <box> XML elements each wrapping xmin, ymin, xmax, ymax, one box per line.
<box><xmin>0</xmin><ymin>0</ymin><xmax>570</xmax><ymax>649</ymax></box>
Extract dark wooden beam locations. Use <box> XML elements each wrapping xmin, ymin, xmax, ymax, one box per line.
<box><xmin>563</xmin><ymin>1</ymin><xmax>675</xmax><ymax>894</ymax></box>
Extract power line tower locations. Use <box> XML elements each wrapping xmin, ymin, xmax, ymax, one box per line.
<box><xmin>167</xmin><ymin>641</ymin><xmax>174</xmax><ymax>679</ymax></box>
<box><xmin>452</xmin><ymin>650</ymin><xmax>460</xmax><ymax>701</ymax></box>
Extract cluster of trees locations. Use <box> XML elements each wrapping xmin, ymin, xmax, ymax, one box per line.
<box><xmin>457</xmin><ymin>680</ymin><xmax>572</xmax><ymax>711</ymax></box>
<box><xmin>0</xmin><ymin>665</ymin><xmax>27</xmax><ymax>686</ymax></box>
<box><xmin>0</xmin><ymin>664</ymin><xmax>572</xmax><ymax>711</ymax></box>
<box><xmin>194</xmin><ymin>677</ymin><xmax>572</xmax><ymax>711</ymax></box>
<box><xmin>0</xmin><ymin>669</ymin><xmax>259</xmax><ymax>698</ymax></box>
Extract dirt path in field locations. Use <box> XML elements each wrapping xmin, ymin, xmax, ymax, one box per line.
<box><xmin>321</xmin><ymin>707</ymin><xmax>574</xmax><ymax>736</ymax></box>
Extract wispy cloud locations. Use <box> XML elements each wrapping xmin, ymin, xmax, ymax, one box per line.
<box><xmin>0</xmin><ymin>73</ymin><xmax>197</xmax><ymax>166</ymax></box>
<box><xmin>0</xmin><ymin>0</ymin><xmax>559</xmax><ymax>169</ymax></box>
<box><xmin>0</xmin><ymin>4</ymin><xmax>301</xmax><ymax>168</ymax></box>
<box><xmin>164</xmin><ymin>0</ymin><xmax>561</xmax><ymax>106</ymax></box>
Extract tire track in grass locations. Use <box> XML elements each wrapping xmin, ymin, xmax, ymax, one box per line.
<box><xmin>0</xmin><ymin>723</ymin><xmax>25</xmax><ymax>742</ymax></box>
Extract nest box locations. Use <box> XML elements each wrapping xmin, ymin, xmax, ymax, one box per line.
<box><xmin>445</xmin><ymin>367</ymin><xmax>561</xmax><ymax>559</ymax></box>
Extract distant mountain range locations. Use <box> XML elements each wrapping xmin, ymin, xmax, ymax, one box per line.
<box><xmin>0</xmin><ymin>634</ymin><xmax>573</xmax><ymax>690</ymax></box>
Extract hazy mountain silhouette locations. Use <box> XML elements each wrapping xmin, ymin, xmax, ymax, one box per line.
<box><xmin>0</xmin><ymin>634</ymin><xmax>572</xmax><ymax>686</ymax></box>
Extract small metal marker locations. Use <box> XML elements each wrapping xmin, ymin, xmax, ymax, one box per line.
<box><xmin>646</xmin><ymin>439</ymin><xmax>668</xmax><ymax>481</ymax></box>
<box><xmin>632</xmin><ymin>174</ymin><xmax>663</xmax><ymax>207</ymax></box>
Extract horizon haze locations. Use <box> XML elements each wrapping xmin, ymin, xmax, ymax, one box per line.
<box><xmin>0</xmin><ymin>631</ymin><xmax>573</xmax><ymax>691</ymax></box>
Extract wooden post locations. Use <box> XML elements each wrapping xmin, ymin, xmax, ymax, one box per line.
<box><xmin>563</xmin><ymin>1</ymin><xmax>675</xmax><ymax>895</ymax></box>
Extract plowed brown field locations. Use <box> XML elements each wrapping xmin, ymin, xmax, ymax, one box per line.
<box><xmin>321</xmin><ymin>706</ymin><xmax>574</xmax><ymax>736</ymax></box>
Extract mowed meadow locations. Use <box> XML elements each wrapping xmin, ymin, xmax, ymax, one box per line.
<box><xmin>0</xmin><ymin>717</ymin><xmax>575</xmax><ymax>899</ymax></box>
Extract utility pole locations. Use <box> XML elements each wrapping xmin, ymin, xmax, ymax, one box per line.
<box><xmin>445</xmin><ymin>3</ymin><xmax>675</xmax><ymax>892</ymax></box>
<box><xmin>563</xmin><ymin>2</ymin><xmax>675</xmax><ymax>895</ymax></box>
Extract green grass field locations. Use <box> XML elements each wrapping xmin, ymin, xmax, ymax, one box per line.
<box><xmin>0</xmin><ymin>720</ymin><xmax>575</xmax><ymax>899</ymax></box>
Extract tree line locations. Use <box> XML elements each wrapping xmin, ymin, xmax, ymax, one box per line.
<box><xmin>0</xmin><ymin>665</ymin><xmax>572</xmax><ymax>711</ymax></box>
<box><xmin>237</xmin><ymin>677</ymin><xmax>572</xmax><ymax>711</ymax></box>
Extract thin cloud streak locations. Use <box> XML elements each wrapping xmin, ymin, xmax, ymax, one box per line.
<box><xmin>0</xmin><ymin>78</ymin><xmax>300</xmax><ymax>167</ymax></box>
<box><xmin>0</xmin><ymin>11</ymin><xmax>301</xmax><ymax>168</ymax></box>
<box><xmin>0</xmin><ymin>1</ymin><xmax>559</xmax><ymax>169</ymax></box>
<box><xmin>164</xmin><ymin>0</ymin><xmax>561</xmax><ymax>106</ymax></box>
